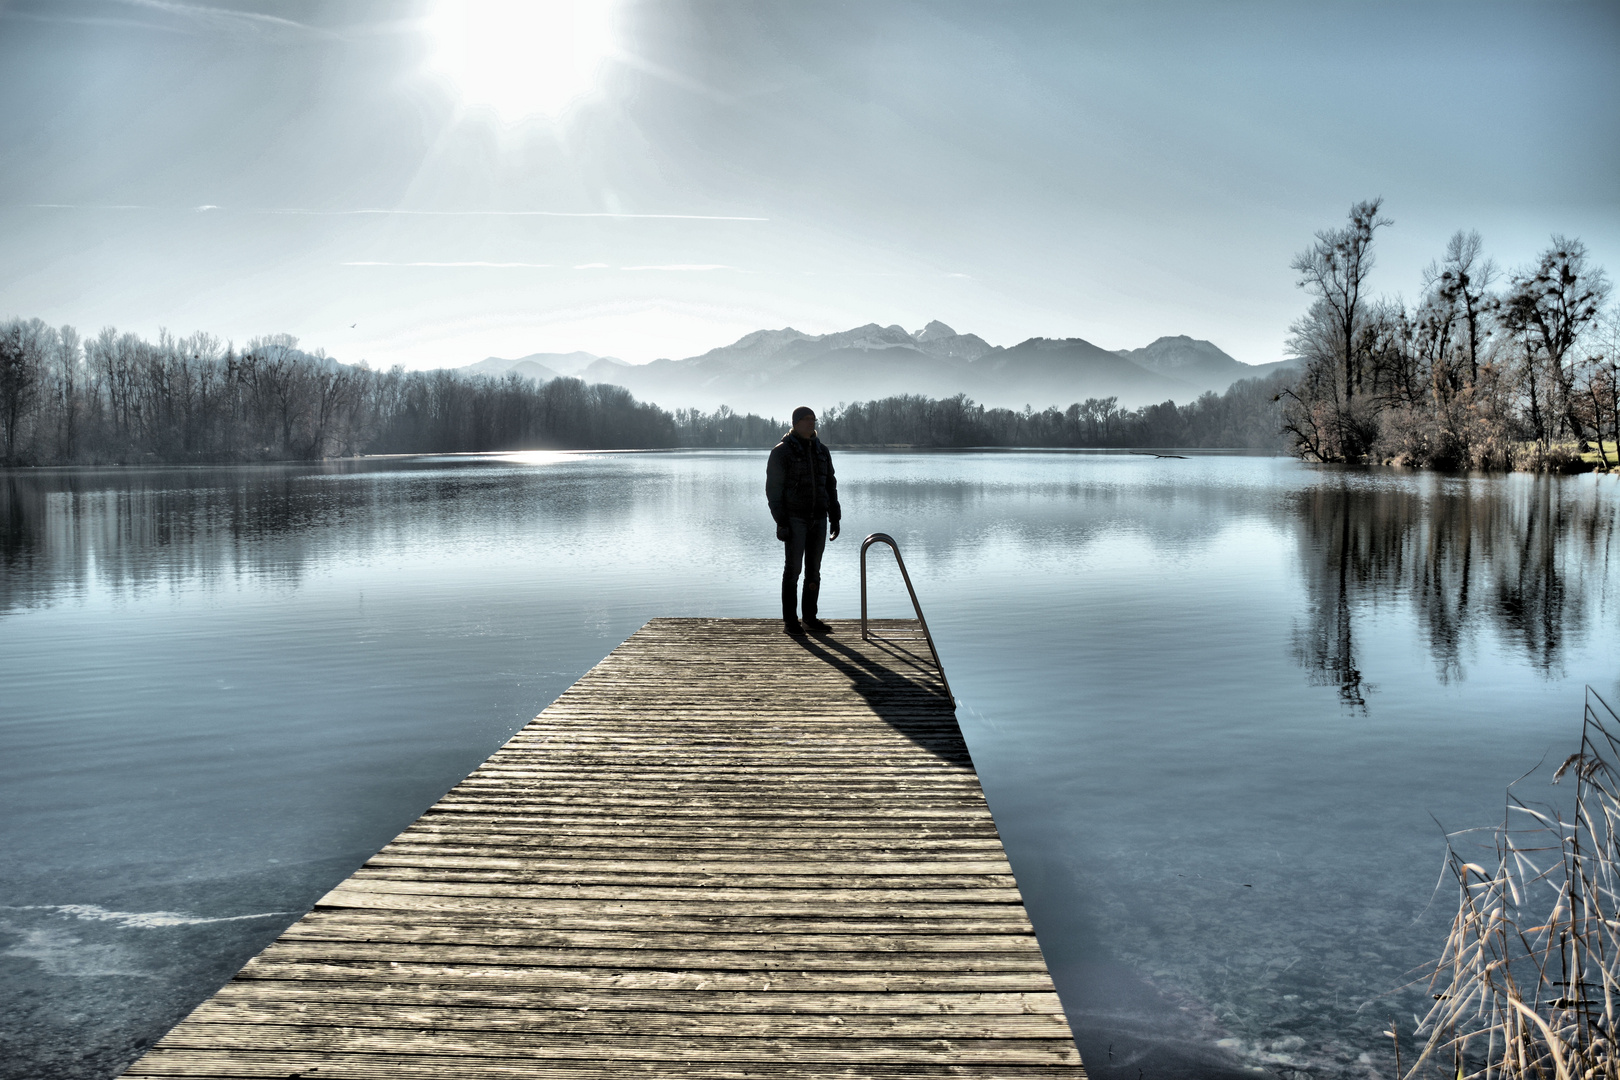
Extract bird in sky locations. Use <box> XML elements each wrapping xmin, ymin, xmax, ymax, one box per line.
<box><xmin>350</xmin><ymin>323</ymin><xmax>357</xmax><ymax>328</ymax></box>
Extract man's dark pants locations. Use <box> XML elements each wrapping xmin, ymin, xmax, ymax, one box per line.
<box><xmin>782</xmin><ymin>514</ymin><xmax>828</xmax><ymax>621</ymax></box>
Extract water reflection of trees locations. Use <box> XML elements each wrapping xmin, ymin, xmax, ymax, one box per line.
<box><xmin>0</xmin><ymin>458</ymin><xmax>663</xmax><ymax>615</ymax></box>
<box><xmin>0</xmin><ymin>464</ymin><xmax>389</xmax><ymax>614</ymax></box>
<box><xmin>1292</xmin><ymin>477</ymin><xmax>1618</xmax><ymax>703</ymax></box>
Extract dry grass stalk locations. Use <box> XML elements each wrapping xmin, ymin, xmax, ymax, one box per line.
<box><xmin>1406</xmin><ymin>688</ymin><xmax>1620</xmax><ymax>1079</ymax></box>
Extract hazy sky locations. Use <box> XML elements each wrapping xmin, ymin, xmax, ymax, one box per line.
<box><xmin>1</xmin><ymin>0</ymin><xmax>1616</xmax><ymax>369</ymax></box>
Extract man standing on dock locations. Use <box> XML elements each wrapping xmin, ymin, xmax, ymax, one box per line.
<box><xmin>766</xmin><ymin>406</ymin><xmax>840</xmax><ymax>635</ymax></box>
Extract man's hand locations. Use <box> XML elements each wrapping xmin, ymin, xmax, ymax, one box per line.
<box><xmin>829</xmin><ymin>521</ymin><xmax>840</xmax><ymax>541</ymax></box>
<box><xmin>776</xmin><ymin>522</ymin><xmax>791</xmax><ymax>542</ymax></box>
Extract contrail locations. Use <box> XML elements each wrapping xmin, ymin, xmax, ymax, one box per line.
<box><xmin>340</xmin><ymin>263</ymin><xmax>744</xmax><ymax>272</ymax></box>
<box><xmin>114</xmin><ymin>0</ymin><xmax>328</xmax><ymax>36</ymax></box>
<box><xmin>341</xmin><ymin>261</ymin><xmax>556</xmax><ymax>268</ymax></box>
<box><xmin>24</xmin><ymin>205</ymin><xmax>768</xmax><ymax>223</ymax></box>
<box><xmin>271</xmin><ymin>209</ymin><xmax>768</xmax><ymax>222</ymax></box>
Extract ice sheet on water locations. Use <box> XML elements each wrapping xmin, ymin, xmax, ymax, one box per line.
<box><xmin>3</xmin><ymin>904</ymin><xmax>293</xmax><ymax>929</ymax></box>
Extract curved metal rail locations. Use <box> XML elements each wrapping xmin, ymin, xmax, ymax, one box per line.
<box><xmin>860</xmin><ymin>532</ymin><xmax>953</xmax><ymax>702</ymax></box>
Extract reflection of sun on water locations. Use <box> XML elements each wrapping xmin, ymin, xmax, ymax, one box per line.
<box><xmin>427</xmin><ymin>0</ymin><xmax>616</xmax><ymax>122</ymax></box>
<box><xmin>494</xmin><ymin>450</ymin><xmax>591</xmax><ymax>466</ymax></box>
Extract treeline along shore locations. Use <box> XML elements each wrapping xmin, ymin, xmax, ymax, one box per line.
<box><xmin>816</xmin><ymin>378</ymin><xmax>1290</xmax><ymax>449</ymax></box>
<box><xmin>5</xmin><ymin>206</ymin><xmax>1617</xmax><ymax>472</ymax></box>
<box><xmin>0</xmin><ymin>320</ymin><xmax>1293</xmax><ymax>465</ymax></box>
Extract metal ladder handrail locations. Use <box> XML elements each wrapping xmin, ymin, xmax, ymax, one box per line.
<box><xmin>859</xmin><ymin>532</ymin><xmax>953</xmax><ymax>702</ymax></box>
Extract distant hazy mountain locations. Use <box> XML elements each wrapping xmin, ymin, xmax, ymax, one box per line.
<box><xmin>462</xmin><ymin>351</ymin><xmax>625</xmax><ymax>382</ymax></box>
<box><xmin>977</xmin><ymin>337</ymin><xmax>1203</xmax><ymax>407</ymax></box>
<box><xmin>575</xmin><ymin>321</ymin><xmax>1241</xmax><ymax>413</ymax></box>
<box><xmin>911</xmin><ymin>320</ymin><xmax>998</xmax><ymax>362</ymax></box>
<box><xmin>472</xmin><ymin>324</ymin><xmax>1291</xmax><ymax>413</ymax></box>
<box><xmin>1114</xmin><ymin>336</ymin><xmax>1299</xmax><ymax>395</ymax></box>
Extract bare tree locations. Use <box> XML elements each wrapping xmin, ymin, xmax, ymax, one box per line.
<box><xmin>1423</xmin><ymin>230</ymin><xmax>1497</xmax><ymax>389</ymax></box>
<box><xmin>0</xmin><ymin>320</ymin><xmax>43</xmax><ymax>463</ymax></box>
<box><xmin>1286</xmin><ymin>199</ymin><xmax>1393</xmax><ymax>459</ymax></box>
<box><xmin>1498</xmin><ymin>236</ymin><xmax>1612</xmax><ymax>449</ymax></box>
<box><xmin>54</xmin><ymin>325</ymin><xmax>81</xmax><ymax>460</ymax></box>
<box><xmin>1277</xmin><ymin>323</ymin><xmax>1339</xmax><ymax>461</ymax></box>
<box><xmin>245</xmin><ymin>334</ymin><xmax>312</xmax><ymax>456</ymax></box>
<box><xmin>305</xmin><ymin>354</ymin><xmax>357</xmax><ymax>457</ymax></box>
<box><xmin>1581</xmin><ymin>304</ymin><xmax>1620</xmax><ymax>468</ymax></box>
<box><xmin>91</xmin><ymin>329</ymin><xmax>145</xmax><ymax>445</ymax></box>
<box><xmin>1292</xmin><ymin>199</ymin><xmax>1393</xmax><ymax>394</ymax></box>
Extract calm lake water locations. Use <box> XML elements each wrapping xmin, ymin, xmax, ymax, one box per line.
<box><xmin>2</xmin><ymin>450</ymin><xmax>1617</xmax><ymax>1080</ymax></box>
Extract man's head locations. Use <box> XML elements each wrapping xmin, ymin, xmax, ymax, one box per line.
<box><xmin>791</xmin><ymin>406</ymin><xmax>816</xmax><ymax>440</ymax></box>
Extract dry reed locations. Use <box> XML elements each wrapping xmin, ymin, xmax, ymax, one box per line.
<box><xmin>1404</xmin><ymin>688</ymin><xmax>1620</xmax><ymax>1079</ymax></box>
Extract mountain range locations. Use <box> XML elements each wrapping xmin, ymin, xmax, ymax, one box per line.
<box><xmin>463</xmin><ymin>322</ymin><xmax>1296</xmax><ymax>415</ymax></box>
<box><xmin>459</xmin><ymin>350</ymin><xmax>627</xmax><ymax>385</ymax></box>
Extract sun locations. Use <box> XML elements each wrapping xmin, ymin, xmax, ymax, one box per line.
<box><xmin>427</xmin><ymin>0</ymin><xmax>617</xmax><ymax>123</ymax></box>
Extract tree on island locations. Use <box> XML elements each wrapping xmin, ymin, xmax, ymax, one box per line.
<box><xmin>1281</xmin><ymin>198</ymin><xmax>1391</xmax><ymax>462</ymax></box>
<box><xmin>1277</xmin><ymin>201</ymin><xmax>1616</xmax><ymax>471</ymax></box>
<box><xmin>1497</xmin><ymin>238</ymin><xmax>1611</xmax><ymax>454</ymax></box>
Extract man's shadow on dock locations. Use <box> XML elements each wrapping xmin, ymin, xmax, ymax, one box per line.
<box><xmin>787</xmin><ymin>625</ymin><xmax>966</xmax><ymax>762</ymax></box>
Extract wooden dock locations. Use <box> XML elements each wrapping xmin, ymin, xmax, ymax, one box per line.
<box><xmin>124</xmin><ymin>618</ymin><xmax>1085</xmax><ymax>1079</ymax></box>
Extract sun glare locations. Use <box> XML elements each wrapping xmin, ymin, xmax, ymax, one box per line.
<box><xmin>428</xmin><ymin>0</ymin><xmax>616</xmax><ymax>122</ymax></box>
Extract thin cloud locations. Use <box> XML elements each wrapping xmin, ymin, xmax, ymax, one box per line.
<box><xmin>19</xmin><ymin>204</ymin><xmax>767</xmax><ymax>223</ymax></box>
<box><xmin>111</xmin><ymin>0</ymin><xmax>331</xmax><ymax>37</ymax></box>
<box><xmin>0</xmin><ymin>9</ymin><xmax>192</xmax><ymax>33</ymax></box>
<box><xmin>621</xmin><ymin>264</ymin><xmax>738</xmax><ymax>272</ymax></box>
<box><xmin>342</xmin><ymin>262</ymin><xmax>745</xmax><ymax>272</ymax></box>
<box><xmin>267</xmin><ymin>208</ymin><xmax>768</xmax><ymax>222</ymax></box>
<box><xmin>341</xmin><ymin>261</ymin><xmax>555</xmax><ymax>268</ymax></box>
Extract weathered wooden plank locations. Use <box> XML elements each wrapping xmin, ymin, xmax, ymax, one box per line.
<box><xmin>309</xmin><ymin>902</ymin><xmax>1037</xmax><ymax>935</ymax></box>
<box><xmin>402</xmin><ymin>821</ymin><xmax>1003</xmax><ymax>840</ymax></box>
<box><xmin>348</xmin><ymin>869</ymin><xmax>1021</xmax><ymax>890</ymax></box>
<box><xmin>443</xmin><ymin>789</ymin><xmax>997</xmax><ymax>804</ymax></box>
<box><xmin>148</xmin><ymin>1025</ymin><xmax>1084</xmax><ymax>1065</ymax></box>
<box><xmin>427</xmin><ymin>802</ymin><xmax>999</xmax><ymax>818</ymax></box>
<box><xmin>372</xmin><ymin>849</ymin><xmax>1012</xmax><ymax>868</ymax></box>
<box><xmin>126</xmin><ymin>1047</ymin><xmax>1081</xmax><ymax>1079</ymax></box>
<box><xmin>362</xmin><ymin>853</ymin><xmax>1016</xmax><ymax>876</ymax></box>
<box><xmin>393</xmin><ymin>827</ymin><xmax>1007</xmax><ymax>847</ymax></box>
<box><xmin>316</xmin><ymin>885</ymin><xmax>1033</xmax><ymax>918</ymax></box>
<box><xmin>277</xmin><ymin>918</ymin><xmax>1046</xmax><ymax>955</ymax></box>
<box><xmin>123</xmin><ymin>619</ymin><xmax>1083</xmax><ymax>1079</ymax></box>
<box><xmin>503</xmin><ymin>716</ymin><xmax>962</xmax><ymax>724</ymax></box>
<box><xmin>499</xmin><ymin>739</ymin><xmax>957</xmax><ymax>750</ymax></box>
<box><xmin>248</xmin><ymin>940</ymin><xmax>1055</xmax><ymax>973</ymax></box>
<box><xmin>204</xmin><ymin>981</ymin><xmax>1069</xmax><ymax>1016</ymax></box>
<box><xmin>376</xmin><ymin>847</ymin><xmax>1017</xmax><ymax>870</ymax></box>
<box><xmin>231</xmin><ymin>958</ymin><xmax>1058</xmax><ymax>993</ymax></box>
<box><xmin>343</xmin><ymin>873</ymin><xmax>1030</xmax><ymax>904</ymax></box>
<box><xmin>465</xmin><ymin>766</ymin><xmax>985</xmax><ymax>780</ymax></box>
<box><xmin>391</xmin><ymin>833</ymin><xmax>1005</xmax><ymax>850</ymax></box>
<box><xmin>183</xmin><ymin>999</ymin><xmax>1074</xmax><ymax>1038</ymax></box>
<box><xmin>380</xmin><ymin>843</ymin><xmax>1010</xmax><ymax>862</ymax></box>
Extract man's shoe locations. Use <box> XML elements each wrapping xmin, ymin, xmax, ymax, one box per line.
<box><xmin>783</xmin><ymin>619</ymin><xmax>806</xmax><ymax>635</ymax></box>
<box><xmin>804</xmin><ymin>618</ymin><xmax>833</xmax><ymax>635</ymax></box>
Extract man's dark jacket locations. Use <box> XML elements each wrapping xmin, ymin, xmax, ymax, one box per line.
<box><xmin>765</xmin><ymin>432</ymin><xmax>840</xmax><ymax>528</ymax></box>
